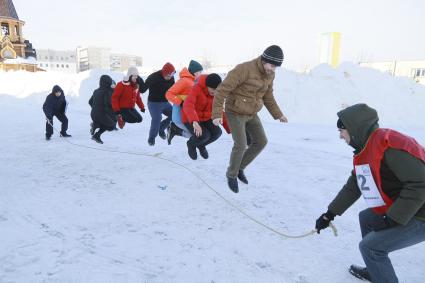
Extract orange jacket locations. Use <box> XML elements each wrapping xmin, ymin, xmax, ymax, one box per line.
<box><xmin>165</xmin><ymin>68</ymin><xmax>195</xmax><ymax>105</ymax></box>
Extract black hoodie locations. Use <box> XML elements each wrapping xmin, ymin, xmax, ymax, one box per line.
<box><xmin>43</xmin><ymin>85</ymin><xmax>66</xmax><ymax>118</ymax></box>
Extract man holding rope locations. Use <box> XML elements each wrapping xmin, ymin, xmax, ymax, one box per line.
<box><xmin>315</xmin><ymin>103</ymin><xmax>425</xmax><ymax>282</ymax></box>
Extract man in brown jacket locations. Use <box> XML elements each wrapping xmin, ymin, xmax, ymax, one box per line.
<box><xmin>212</xmin><ymin>45</ymin><xmax>288</xmax><ymax>193</ymax></box>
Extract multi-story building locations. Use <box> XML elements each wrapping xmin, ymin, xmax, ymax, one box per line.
<box><xmin>360</xmin><ymin>60</ymin><xmax>425</xmax><ymax>85</ymax></box>
<box><xmin>76</xmin><ymin>47</ymin><xmax>142</xmax><ymax>72</ymax></box>
<box><xmin>36</xmin><ymin>49</ymin><xmax>77</xmax><ymax>73</ymax></box>
<box><xmin>110</xmin><ymin>53</ymin><xmax>143</xmax><ymax>72</ymax></box>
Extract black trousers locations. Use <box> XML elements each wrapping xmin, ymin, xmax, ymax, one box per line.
<box><xmin>121</xmin><ymin>108</ymin><xmax>142</xmax><ymax>123</ymax></box>
<box><xmin>185</xmin><ymin>120</ymin><xmax>222</xmax><ymax>149</ymax></box>
<box><xmin>46</xmin><ymin>112</ymin><xmax>68</xmax><ymax>137</ymax></box>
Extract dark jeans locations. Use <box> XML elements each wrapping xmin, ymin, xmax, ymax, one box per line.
<box><xmin>46</xmin><ymin>112</ymin><xmax>68</xmax><ymax>137</ymax></box>
<box><xmin>185</xmin><ymin>120</ymin><xmax>222</xmax><ymax>149</ymax></box>
<box><xmin>358</xmin><ymin>208</ymin><xmax>425</xmax><ymax>283</ymax></box>
<box><xmin>148</xmin><ymin>101</ymin><xmax>172</xmax><ymax>140</ymax></box>
<box><xmin>121</xmin><ymin>108</ymin><xmax>142</xmax><ymax>123</ymax></box>
<box><xmin>92</xmin><ymin>121</ymin><xmax>114</xmax><ymax>137</ymax></box>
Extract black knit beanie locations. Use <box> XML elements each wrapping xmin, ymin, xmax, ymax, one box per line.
<box><xmin>337</xmin><ymin>118</ymin><xmax>346</xmax><ymax>129</ymax></box>
<box><xmin>261</xmin><ymin>45</ymin><xmax>284</xmax><ymax>66</ymax></box>
<box><xmin>205</xmin><ymin>73</ymin><xmax>222</xmax><ymax>89</ymax></box>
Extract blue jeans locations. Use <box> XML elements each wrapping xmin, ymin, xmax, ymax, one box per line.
<box><xmin>171</xmin><ymin>104</ymin><xmax>191</xmax><ymax>138</ymax></box>
<box><xmin>147</xmin><ymin>102</ymin><xmax>172</xmax><ymax>140</ymax></box>
<box><xmin>358</xmin><ymin>208</ymin><xmax>425</xmax><ymax>283</ymax></box>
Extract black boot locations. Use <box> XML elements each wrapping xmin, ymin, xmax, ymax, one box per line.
<box><xmin>148</xmin><ymin>137</ymin><xmax>155</xmax><ymax>146</ymax></box>
<box><xmin>46</xmin><ymin>135</ymin><xmax>51</xmax><ymax>141</ymax></box>
<box><xmin>60</xmin><ymin>132</ymin><xmax>72</xmax><ymax>137</ymax></box>
<box><xmin>227</xmin><ymin>177</ymin><xmax>239</xmax><ymax>193</ymax></box>
<box><xmin>187</xmin><ymin>141</ymin><xmax>197</xmax><ymax>160</ymax></box>
<box><xmin>91</xmin><ymin>133</ymin><xmax>103</xmax><ymax>144</ymax></box>
<box><xmin>198</xmin><ymin>146</ymin><xmax>209</xmax><ymax>159</ymax></box>
<box><xmin>167</xmin><ymin>122</ymin><xmax>183</xmax><ymax>145</ymax></box>
<box><xmin>158</xmin><ymin>131</ymin><xmax>166</xmax><ymax>140</ymax></box>
<box><xmin>237</xmin><ymin>169</ymin><xmax>248</xmax><ymax>184</ymax></box>
<box><xmin>349</xmin><ymin>265</ymin><xmax>371</xmax><ymax>282</ymax></box>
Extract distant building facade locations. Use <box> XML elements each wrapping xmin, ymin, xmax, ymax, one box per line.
<box><xmin>360</xmin><ymin>60</ymin><xmax>425</xmax><ymax>85</ymax></box>
<box><xmin>36</xmin><ymin>49</ymin><xmax>77</xmax><ymax>73</ymax></box>
<box><xmin>77</xmin><ymin>46</ymin><xmax>142</xmax><ymax>72</ymax></box>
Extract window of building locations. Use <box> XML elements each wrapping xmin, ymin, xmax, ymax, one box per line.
<box><xmin>15</xmin><ymin>25</ymin><xmax>19</xmax><ymax>36</ymax></box>
<box><xmin>57</xmin><ymin>64</ymin><xmax>59</xmax><ymax>68</ymax></box>
<box><xmin>1</xmin><ymin>23</ymin><xmax>10</xmax><ymax>36</ymax></box>
<box><xmin>66</xmin><ymin>65</ymin><xmax>69</xmax><ymax>68</ymax></box>
<box><xmin>416</xmin><ymin>69</ymin><xmax>421</xmax><ymax>77</ymax></box>
<box><xmin>422</xmin><ymin>69</ymin><xmax>425</xmax><ymax>77</ymax></box>
<box><xmin>61</xmin><ymin>64</ymin><xmax>64</xmax><ymax>68</ymax></box>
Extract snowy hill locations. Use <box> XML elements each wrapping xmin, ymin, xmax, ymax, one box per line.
<box><xmin>0</xmin><ymin>65</ymin><xmax>424</xmax><ymax>282</ymax></box>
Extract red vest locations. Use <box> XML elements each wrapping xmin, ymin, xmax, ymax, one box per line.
<box><xmin>353</xmin><ymin>129</ymin><xmax>425</xmax><ymax>214</ymax></box>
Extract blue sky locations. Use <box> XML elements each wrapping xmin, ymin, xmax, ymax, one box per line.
<box><xmin>13</xmin><ymin>0</ymin><xmax>425</xmax><ymax>70</ymax></box>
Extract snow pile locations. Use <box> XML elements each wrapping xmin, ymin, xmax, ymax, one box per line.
<box><xmin>274</xmin><ymin>63</ymin><xmax>425</xmax><ymax>127</ymax></box>
<box><xmin>1</xmin><ymin>63</ymin><xmax>425</xmax><ymax>128</ymax></box>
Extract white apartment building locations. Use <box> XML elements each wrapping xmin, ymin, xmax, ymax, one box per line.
<box><xmin>36</xmin><ymin>49</ymin><xmax>77</xmax><ymax>73</ymax></box>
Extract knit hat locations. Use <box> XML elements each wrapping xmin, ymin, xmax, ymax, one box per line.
<box><xmin>205</xmin><ymin>73</ymin><xmax>222</xmax><ymax>89</ymax></box>
<box><xmin>188</xmin><ymin>60</ymin><xmax>203</xmax><ymax>75</ymax></box>
<box><xmin>124</xmin><ymin>66</ymin><xmax>139</xmax><ymax>81</ymax></box>
<box><xmin>337</xmin><ymin>118</ymin><xmax>346</xmax><ymax>129</ymax></box>
<box><xmin>261</xmin><ymin>45</ymin><xmax>284</xmax><ymax>66</ymax></box>
<box><xmin>161</xmin><ymin>62</ymin><xmax>176</xmax><ymax>77</ymax></box>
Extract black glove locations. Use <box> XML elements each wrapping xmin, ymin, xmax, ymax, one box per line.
<box><xmin>315</xmin><ymin>210</ymin><xmax>336</xmax><ymax>234</ymax></box>
<box><xmin>374</xmin><ymin>214</ymin><xmax>399</xmax><ymax>232</ymax></box>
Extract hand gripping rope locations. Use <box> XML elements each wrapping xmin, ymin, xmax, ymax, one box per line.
<box><xmin>45</xmin><ymin>117</ymin><xmax>338</xmax><ymax>239</ymax></box>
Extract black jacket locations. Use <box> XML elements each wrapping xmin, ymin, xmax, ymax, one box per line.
<box><xmin>43</xmin><ymin>85</ymin><xmax>66</xmax><ymax>118</ymax></box>
<box><xmin>89</xmin><ymin>75</ymin><xmax>116</xmax><ymax>129</ymax></box>
<box><xmin>138</xmin><ymin>71</ymin><xmax>175</xmax><ymax>103</ymax></box>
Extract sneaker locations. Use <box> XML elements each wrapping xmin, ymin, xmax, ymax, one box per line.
<box><xmin>117</xmin><ymin>115</ymin><xmax>125</xmax><ymax>129</ymax></box>
<box><xmin>148</xmin><ymin>138</ymin><xmax>155</xmax><ymax>146</ymax></box>
<box><xmin>187</xmin><ymin>141</ymin><xmax>197</xmax><ymax>160</ymax></box>
<box><xmin>90</xmin><ymin>122</ymin><xmax>95</xmax><ymax>136</ymax></box>
<box><xmin>60</xmin><ymin>132</ymin><xmax>72</xmax><ymax>138</ymax></box>
<box><xmin>237</xmin><ymin>169</ymin><xmax>248</xmax><ymax>184</ymax></box>
<box><xmin>349</xmin><ymin>265</ymin><xmax>372</xmax><ymax>282</ymax></box>
<box><xmin>198</xmin><ymin>146</ymin><xmax>209</xmax><ymax>159</ymax></box>
<box><xmin>91</xmin><ymin>135</ymin><xmax>103</xmax><ymax>144</ymax></box>
<box><xmin>227</xmin><ymin>177</ymin><xmax>239</xmax><ymax>193</ymax></box>
<box><xmin>167</xmin><ymin>122</ymin><xmax>182</xmax><ymax>145</ymax></box>
<box><xmin>158</xmin><ymin>131</ymin><xmax>166</xmax><ymax>140</ymax></box>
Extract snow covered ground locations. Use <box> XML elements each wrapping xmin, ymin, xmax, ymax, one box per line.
<box><xmin>1</xmin><ymin>64</ymin><xmax>425</xmax><ymax>282</ymax></box>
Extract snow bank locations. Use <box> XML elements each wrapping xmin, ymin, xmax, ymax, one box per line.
<box><xmin>1</xmin><ymin>63</ymin><xmax>424</xmax><ymax>128</ymax></box>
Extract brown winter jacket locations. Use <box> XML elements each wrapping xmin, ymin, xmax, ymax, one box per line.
<box><xmin>211</xmin><ymin>57</ymin><xmax>283</xmax><ymax>120</ymax></box>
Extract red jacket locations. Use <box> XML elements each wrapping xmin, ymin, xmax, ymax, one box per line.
<box><xmin>182</xmin><ymin>75</ymin><xmax>214</xmax><ymax>123</ymax></box>
<box><xmin>354</xmin><ymin>128</ymin><xmax>425</xmax><ymax>215</ymax></box>
<box><xmin>112</xmin><ymin>81</ymin><xmax>145</xmax><ymax>112</ymax></box>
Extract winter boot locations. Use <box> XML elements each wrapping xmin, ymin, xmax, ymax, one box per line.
<box><xmin>46</xmin><ymin>135</ymin><xmax>51</xmax><ymax>141</ymax></box>
<box><xmin>227</xmin><ymin>177</ymin><xmax>239</xmax><ymax>193</ymax></box>
<box><xmin>187</xmin><ymin>141</ymin><xmax>197</xmax><ymax>160</ymax></box>
<box><xmin>117</xmin><ymin>115</ymin><xmax>125</xmax><ymax>129</ymax></box>
<box><xmin>90</xmin><ymin>122</ymin><xmax>95</xmax><ymax>136</ymax></box>
<box><xmin>148</xmin><ymin>137</ymin><xmax>155</xmax><ymax>146</ymax></box>
<box><xmin>60</xmin><ymin>132</ymin><xmax>72</xmax><ymax>138</ymax></box>
<box><xmin>198</xmin><ymin>146</ymin><xmax>209</xmax><ymax>159</ymax></box>
<box><xmin>349</xmin><ymin>265</ymin><xmax>371</xmax><ymax>282</ymax></box>
<box><xmin>237</xmin><ymin>169</ymin><xmax>248</xmax><ymax>184</ymax></box>
<box><xmin>158</xmin><ymin>131</ymin><xmax>166</xmax><ymax>140</ymax></box>
<box><xmin>91</xmin><ymin>133</ymin><xmax>103</xmax><ymax>144</ymax></box>
<box><xmin>167</xmin><ymin>122</ymin><xmax>182</xmax><ymax>145</ymax></box>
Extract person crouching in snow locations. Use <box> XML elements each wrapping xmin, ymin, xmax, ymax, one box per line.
<box><xmin>88</xmin><ymin>75</ymin><xmax>116</xmax><ymax>144</ymax></box>
<box><xmin>43</xmin><ymin>85</ymin><xmax>71</xmax><ymax>140</ymax></box>
<box><xmin>165</xmin><ymin>60</ymin><xmax>203</xmax><ymax>144</ymax></box>
<box><xmin>112</xmin><ymin>66</ymin><xmax>145</xmax><ymax>129</ymax></box>
<box><xmin>182</xmin><ymin>73</ymin><xmax>223</xmax><ymax>160</ymax></box>
<box><xmin>315</xmin><ymin>103</ymin><xmax>425</xmax><ymax>283</ymax></box>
